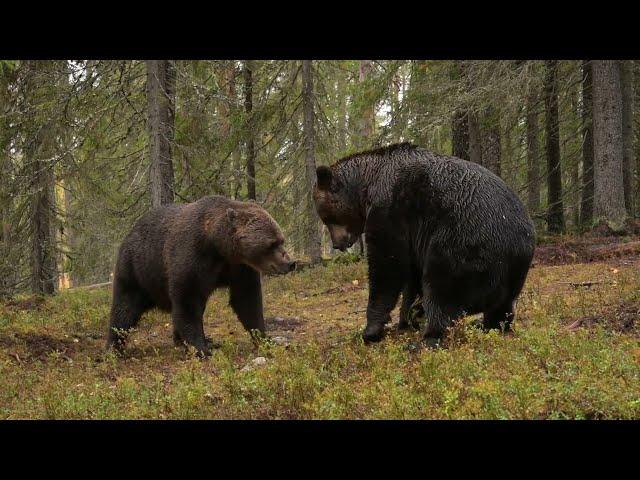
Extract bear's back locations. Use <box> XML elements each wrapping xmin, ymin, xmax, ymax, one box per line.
<box><xmin>391</xmin><ymin>149</ymin><xmax>535</xmax><ymax>258</ymax></box>
<box><xmin>116</xmin><ymin>204</ymin><xmax>189</xmax><ymax>307</ymax></box>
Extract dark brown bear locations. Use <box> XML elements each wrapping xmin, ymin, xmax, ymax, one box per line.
<box><xmin>106</xmin><ymin>195</ymin><xmax>295</xmax><ymax>356</ymax></box>
<box><xmin>314</xmin><ymin>143</ymin><xmax>535</xmax><ymax>347</ymax></box>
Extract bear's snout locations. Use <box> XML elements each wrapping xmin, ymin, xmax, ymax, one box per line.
<box><xmin>332</xmin><ymin>236</ymin><xmax>355</xmax><ymax>252</ymax></box>
<box><xmin>276</xmin><ymin>259</ymin><xmax>296</xmax><ymax>274</ymax></box>
<box><xmin>328</xmin><ymin>224</ymin><xmax>356</xmax><ymax>252</ymax></box>
<box><xmin>265</xmin><ymin>256</ymin><xmax>296</xmax><ymax>275</ymax></box>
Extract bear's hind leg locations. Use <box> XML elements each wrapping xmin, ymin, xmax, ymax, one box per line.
<box><xmin>421</xmin><ymin>295</ymin><xmax>464</xmax><ymax>348</ymax></box>
<box><xmin>173</xmin><ymin>329</ymin><xmax>219</xmax><ymax>350</ymax></box>
<box><xmin>171</xmin><ymin>299</ymin><xmax>209</xmax><ymax>356</ymax></box>
<box><xmin>398</xmin><ymin>278</ymin><xmax>421</xmax><ymax>331</ymax></box>
<box><xmin>482</xmin><ymin>300</ymin><xmax>516</xmax><ymax>333</ymax></box>
<box><xmin>107</xmin><ymin>287</ymin><xmax>150</xmax><ymax>354</ymax></box>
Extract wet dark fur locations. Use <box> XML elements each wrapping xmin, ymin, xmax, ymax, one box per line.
<box><xmin>107</xmin><ymin>195</ymin><xmax>286</xmax><ymax>355</ymax></box>
<box><xmin>315</xmin><ymin>143</ymin><xmax>536</xmax><ymax>344</ymax></box>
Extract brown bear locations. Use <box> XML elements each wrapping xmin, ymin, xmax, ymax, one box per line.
<box><xmin>106</xmin><ymin>195</ymin><xmax>296</xmax><ymax>356</ymax></box>
<box><xmin>314</xmin><ymin>143</ymin><xmax>535</xmax><ymax>347</ymax></box>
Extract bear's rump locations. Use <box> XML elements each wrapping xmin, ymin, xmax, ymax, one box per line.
<box><xmin>131</xmin><ymin>254</ymin><xmax>172</xmax><ymax>310</ymax></box>
<box><xmin>424</xmin><ymin>263</ymin><xmax>505</xmax><ymax>315</ymax></box>
<box><xmin>421</xmin><ymin>239</ymin><xmax>529</xmax><ymax>314</ymax></box>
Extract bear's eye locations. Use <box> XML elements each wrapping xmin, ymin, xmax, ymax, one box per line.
<box><xmin>265</xmin><ymin>240</ymin><xmax>280</xmax><ymax>252</ymax></box>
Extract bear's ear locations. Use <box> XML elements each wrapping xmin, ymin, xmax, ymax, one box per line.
<box><xmin>316</xmin><ymin>166</ymin><xmax>333</xmax><ymax>191</ymax></box>
<box><xmin>226</xmin><ymin>208</ymin><xmax>237</xmax><ymax>223</ymax></box>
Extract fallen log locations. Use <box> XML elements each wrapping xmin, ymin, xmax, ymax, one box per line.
<box><xmin>534</xmin><ymin>239</ymin><xmax>640</xmax><ymax>266</ymax></box>
<box><xmin>586</xmin><ymin>241</ymin><xmax>640</xmax><ymax>261</ymax></box>
<box><xmin>69</xmin><ymin>281</ymin><xmax>112</xmax><ymax>291</ymax></box>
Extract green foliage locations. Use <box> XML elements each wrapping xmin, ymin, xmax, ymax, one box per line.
<box><xmin>0</xmin><ymin>256</ymin><xmax>638</xmax><ymax>419</ymax></box>
<box><xmin>328</xmin><ymin>251</ymin><xmax>363</xmax><ymax>265</ymax></box>
<box><xmin>1</xmin><ymin>59</ymin><xmax>637</xmax><ymax>296</ymax></box>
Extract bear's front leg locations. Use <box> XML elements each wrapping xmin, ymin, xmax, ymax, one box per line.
<box><xmin>363</xmin><ymin>237</ymin><xmax>406</xmax><ymax>344</ymax></box>
<box><xmin>229</xmin><ymin>264</ymin><xmax>266</xmax><ymax>338</ymax></box>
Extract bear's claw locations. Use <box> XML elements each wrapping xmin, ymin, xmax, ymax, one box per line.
<box><xmin>362</xmin><ymin>324</ymin><xmax>385</xmax><ymax>343</ymax></box>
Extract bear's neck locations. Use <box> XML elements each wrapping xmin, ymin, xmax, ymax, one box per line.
<box><xmin>202</xmin><ymin>211</ymin><xmax>241</xmax><ymax>262</ymax></box>
<box><xmin>336</xmin><ymin>156</ymin><xmax>400</xmax><ymax>215</ymax></box>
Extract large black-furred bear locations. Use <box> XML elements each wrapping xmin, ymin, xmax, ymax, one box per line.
<box><xmin>107</xmin><ymin>195</ymin><xmax>296</xmax><ymax>356</ymax></box>
<box><xmin>313</xmin><ymin>143</ymin><xmax>535</xmax><ymax>346</ymax></box>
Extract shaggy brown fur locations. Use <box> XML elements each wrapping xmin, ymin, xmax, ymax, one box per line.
<box><xmin>107</xmin><ymin>195</ymin><xmax>295</xmax><ymax>356</ymax></box>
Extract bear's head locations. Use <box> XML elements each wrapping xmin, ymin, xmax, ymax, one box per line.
<box><xmin>225</xmin><ymin>204</ymin><xmax>296</xmax><ymax>275</ymax></box>
<box><xmin>313</xmin><ymin>165</ymin><xmax>365</xmax><ymax>252</ymax></box>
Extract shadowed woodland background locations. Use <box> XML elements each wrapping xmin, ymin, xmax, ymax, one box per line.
<box><xmin>0</xmin><ymin>60</ymin><xmax>638</xmax><ymax>296</ymax></box>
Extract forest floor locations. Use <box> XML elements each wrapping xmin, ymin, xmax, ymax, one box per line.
<box><xmin>1</xmin><ymin>235</ymin><xmax>639</xmax><ymax>419</ymax></box>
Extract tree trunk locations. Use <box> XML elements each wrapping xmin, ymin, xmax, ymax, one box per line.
<box><xmin>544</xmin><ymin>60</ymin><xmax>565</xmax><ymax>233</ymax></box>
<box><xmin>468</xmin><ymin>111</ymin><xmax>482</xmax><ymax>165</ymax></box>
<box><xmin>217</xmin><ymin>61</ymin><xmax>242</xmax><ymax>199</ymax></box>
<box><xmin>302</xmin><ymin>60</ymin><xmax>322</xmax><ymax>264</ymax></box>
<box><xmin>569</xmin><ymin>82</ymin><xmax>581</xmax><ymax>228</ymax></box>
<box><xmin>592</xmin><ymin>60</ymin><xmax>627</xmax><ymax>229</ymax></box>
<box><xmin>503</xmin><ymin>116</ymin><xmax>515</xmax><ymax>186</ymax></box>
<box><xmin>451</xmin><ymin>61</ymin><xmax>469</xmax><ymax>160</ymax></box>
<box><xmin>358</xmin><ymin>60</ymin><xmax>376</xmax><ymax>147</ymax></box>
<box><xmin>0</xmin><ymin>199</ymin><xmax>10</xmax><ymax>294</ymax></box>
<box><xmin>390</xmin><ymin>71</ymin><xmax>402</xmax><ymax>143</ymax></box>
<box><xmin>146</xmin><ymin>60</ymin><xmax>176</xmax><ymax>207</ymax></box>
<box><xmin>0</xmin><ymin>148</ymin><xmax>13</xmax><ymax>295</ymax></box>
<box><xmin>22</xmin><ymin>61</ymin><xmax>58</xmax><ymax>295</ymax></box>
<box><xmin>526</xmin><ymin>89</ymin><xmax>541</xmax><ymax>215</ymax></box>
<box><xmin>0</xmin><ymin>72</ymin><xmax>11</xmax><ymax>294</ymax></box>
<box><xmin>243</xmin><ymin>60</ymin><xmax>256</xmax><ymax>201</ymax></box>
<box><xmin>482</xmin><ymin>106</ymin><xmax>501</xmax><ymax>176</ymax></box>
<box><xmin>28</xmin><ymin>128</ymin><xmax>57</xmax><ymax>295</ymax></box>
<box><xmin>619</xmin><ymin>60</ymin><xmax>635</xmax><ymax>217</ymax></box>
<box><xmin>336</xmin><ymin>76</ymin><xmax>347</xmax><ymax>153</ymax></box>
<box><xmin>452</xmin><ymin>110</ymin><xmax>469</xmax><ymax>160</ymax></box>
<box><xmin>636</xmin><ymin>62</ymin><xmax>640</xmax><ymax>216</ymax></box>
<box><xmin>356</xmin><ymin>61</ymin><xmax>376</xmax><ymax>255</ymax></box>
<box><xmin>62</xmin><ymin>183</ymin><xmax>74</xmax><ymax>288</ymax></box>
<box><xmin>225</xmin><ymin>62</ymin><xmax>242</xmax><ymax>199</ymax></box>
<box><xmin>580</xmin><ymin>60</ymin><xmax>595</xmax><ymax>229</ymax></box>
